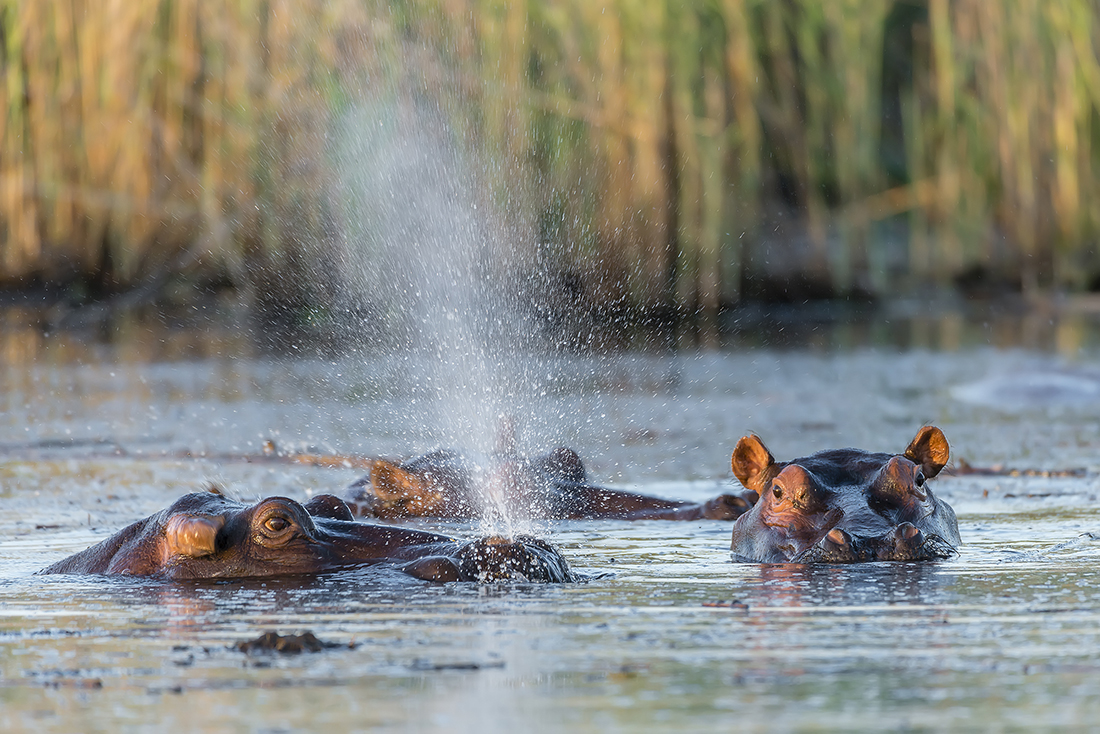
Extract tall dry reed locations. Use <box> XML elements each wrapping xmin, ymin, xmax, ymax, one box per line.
<box><xmin>3</xmin><ymin>0</ymin><xmax>1100</xmax><ymax>314</ymax></box>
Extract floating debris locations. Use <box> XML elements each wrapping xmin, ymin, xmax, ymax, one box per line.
<box><xmin>949</xmin><ymin>458</ymin><xmax>1088</xmax><ymax>478</ymax></box>
<box><xmin>234</xmin><ymin>631</ymin><xmax>354</xmax><ymax>655</ymax></box>
<box><xmin>410</xmin><ymin>659</ymin><xmax>505</xmax><ymax>672</ymax></box>
<box><xmin>703</xmin><ymin>600</ymin><xmax>750</xmax><ymax>610</ymax></box>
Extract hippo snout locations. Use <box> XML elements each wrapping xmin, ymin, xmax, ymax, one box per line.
<box><xmin>795</xmin><ymin>522</ymin><xmax>957</xmax><ymax>563</ymax></box>
<box><xmin>875</xmin><ymin>522</ymin><xmax>957</xmax><ymax>561</ymax></box>
<box><xmin>454</xmin><ymin>535</ymin><xmax>575</xmax><ymax>582</ymax></box>
<box><xmin>794</xmin><ymin>527</ymin><xmax>870</xmax><ymax>563</ymax></box>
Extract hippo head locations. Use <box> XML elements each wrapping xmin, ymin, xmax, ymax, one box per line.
<box><xmin>40</xmin><ymin>490</ymin><xmax>574</xmax><ymax>582</ymax></box>
<box><xmin>729</xmin><ymin>427</ymin><xmax>960</xmax><ymax>563</ymax></box>
<box><xmin>401</xmin><ymin>534</ymin><xmax>576</xmax><ymax>583</ymax></box>
<box><xmin>454</xmin><ymin>534</ymin><xmax>574</xmax><ymax>582</ymax></box>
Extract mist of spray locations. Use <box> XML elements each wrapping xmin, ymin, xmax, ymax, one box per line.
<box><xmin>332</xmin><ymin>93</ymin><xmax>544</xmax><ymax>536</ymax></box>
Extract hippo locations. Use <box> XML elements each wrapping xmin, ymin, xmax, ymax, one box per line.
<box><xmin>39</xmin><ymin>489</ymin><xmax>574</xmax><ymax>582</ymax></box>
<box><xmin>728</xmin><ymin>426</ymin><xmax>960</xmax><ymax>563</ymax></box>
<box><xmin>343</xmin><ymin>447</ymin><xmax>753</xmax><ymax>522</ymax></box>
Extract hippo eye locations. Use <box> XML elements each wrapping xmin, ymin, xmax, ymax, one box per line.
<box><xmin>252</xmin><ymin>498</ymin><xmax>314</xmax><ymax>546</ymax></box>
<box><xmin>772</xmin><ymin>486</ymin><xmax>784</xmax><ymax>501</ymax></box>
<box><xmin>264</xmin><ymin>516</ymin><xmax>290</xmax><ymax>533</ymax></box>
<box><xmin>915</xmin><ymin>472</ymin><xmax>926</xmax><ymax>488</ymax></box>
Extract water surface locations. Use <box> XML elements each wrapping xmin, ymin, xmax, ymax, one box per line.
<box><xmin>2</xmin><ymin>307</ymin><xmax>1100</xmax><ymax>732</ymax></box>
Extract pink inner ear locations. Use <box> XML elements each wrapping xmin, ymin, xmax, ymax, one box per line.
<box><xmin>904</xmin><ymin>426</ymin><xmax>950</xmax><ymax>477</ymax></box>
<box><xmin>164</xmin><ymin>514</ymin><xmax>225</xmax><ymax>558</ymax></box>
<box><xmin>370</xmin><ymin>459</ymin><xmax>423</xmax><ymax>500</ymax></box>
<box><xmin>731</xmin><ymin>435</ymin><xmax>776</xmax><ymax>490</ymax></box>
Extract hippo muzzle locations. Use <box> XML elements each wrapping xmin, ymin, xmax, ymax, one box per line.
<box><xmin>792</xmin><ymin>522</ymin><xmax>959</xmax><ymax>563</ymax></box>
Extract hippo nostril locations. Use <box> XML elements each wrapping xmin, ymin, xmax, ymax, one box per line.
<box><xmin>872</xmin><ymin>457</ymin><xmax>930</xmax><ymax>505</ymax></box>
<box><xmin>897</xmin><ymin>523</ymin><xmax>920</xmax><ymax>541</ymax></box>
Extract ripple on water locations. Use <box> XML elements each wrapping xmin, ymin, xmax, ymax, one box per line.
<box><xmin>5</xmin><ymin>347</ymin><xmax>1100</xmax><ymax>730</ymax></box>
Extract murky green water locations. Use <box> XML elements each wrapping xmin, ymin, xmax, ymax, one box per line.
<box><xmin>2</xmin><ymin>306</ymin><xmax>1100</xmax><ymax>732</ymax></box>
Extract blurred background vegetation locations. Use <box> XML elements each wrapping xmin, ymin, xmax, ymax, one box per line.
<box><xmin>3</xmin><ymin>0</ymin><xmax>1100</xmax><ymax>327</ymax></box>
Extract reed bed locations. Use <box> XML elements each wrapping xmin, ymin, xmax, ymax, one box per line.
<box><xmin>3</xmin><ymin>0</ymin><xmax>1100</xmax><ymax>315</ymax></box>
<box><xmin>0</xmin><ymin>0</ymin><xmax>380</xmax><ymax>298</ymax></box>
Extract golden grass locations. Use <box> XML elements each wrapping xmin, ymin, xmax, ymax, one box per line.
<box><xmin>3</xmin><ymin>0</ymin><xmax>1100</xmax><ymax>311</ymax></box>
<box><xmin>0</xmin><ymin>0</ymin><xmax>377</xmax><ymax>287</ymax></box>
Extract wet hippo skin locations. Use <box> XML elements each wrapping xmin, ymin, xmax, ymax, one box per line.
<box><xmin>39</xmin><ymin>490</ymin><xmax>574</xmax><ymax>582</ymax></box>
<box><xmin>729</xmin><ymin>426</ymin><xmax>961</xmax><ymax>563</ymax></box>
<box><xmin>344</xmin><ymin>447</ymin><xmax>754</xmax><ymax>522</ymax></box>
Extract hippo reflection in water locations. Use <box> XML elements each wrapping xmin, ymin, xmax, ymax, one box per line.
<box><xmin>39</xmin><ymin>490</ymin><xmax>574</xmax><ymax>582</ymax></box>
<box><xmin>344</xmin><ymin>447</ymin><xmax>753</xmax><ymax>522</ymax></box>
<box><xmin>729</xmin><ymin>426</ymin><xmax>960</xmax><ymax>563</ymax></box>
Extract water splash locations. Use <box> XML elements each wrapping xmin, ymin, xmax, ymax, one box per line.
<box><xmin>332</xmin><ymin>93</ymin><xmax>539</xmax><ymax>536</ymax></box>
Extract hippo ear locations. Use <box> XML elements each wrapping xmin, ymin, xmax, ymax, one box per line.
<box><xmin>303</xmin><ymin>494</ymin><xmax>354</xmax><ymax>521</ymax></box>
<box><xmin>539</xmin><ymin>447</ymin><xmax>587</xmax><ymax>483</ymax></box>
<box><xmin>903</xmin><ymin>426</ymin><xmax>950</xmax><ymax>478</ymax></box>
<box><xmin>731</xmin><ymin>435</ymin><xmax>777</xmax><ymax>491</ymax></box>
<box><xmin>370</xmin><ymin>459</ymin><xmax>424</xmax><ymax>500</ymax></box>
<box><xmin>164</xmin><ymin>514</ymin><xmax>224</xmax><ymax>558</ymax></box>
